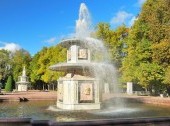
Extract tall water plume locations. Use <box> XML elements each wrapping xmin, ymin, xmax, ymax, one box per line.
<box><xmin>75</xmin><ymin>3</ymin><xmax>110</xmax><ymax>62</ymax></box>
<box><xmin>76</xmin><ymin>3</ymin><xmax>92</xmax><ymax>38</ymax></box>
<box><xmin>75</xmin><ymin>3</ymin><xmax>121</xmax><ymax>98</ymax></box>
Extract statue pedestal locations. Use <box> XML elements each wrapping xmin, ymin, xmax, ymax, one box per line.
<box><xmin>18</xmin><ymin>84</ymin><xmax>28</xmax><ymax>91</ymax></box>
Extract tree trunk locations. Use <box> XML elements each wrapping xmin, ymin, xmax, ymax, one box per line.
<box><xmin>43</xmin><ymin>84</ymin><xmax>45</xmax><ymax>90</ymax></box>
<box><xmin>53</xmin><ymin>84</ymin><xmax>54</xmax><ymax>91</ymax></box>
<box><xmin>48</xmin><ymin>85</ymin><xmax>49</xmax><ymax>90</ymax></box>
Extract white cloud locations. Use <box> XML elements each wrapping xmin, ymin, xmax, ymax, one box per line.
<box><xmin>135</xmin><ymin>0</ymin><xmax>147</xmax><ymax>7</ymax></box>
<box><xmin>138</xmin><ymin>0</ymin><xmax>146</xmax><ymax>5</ymax></box>
<box><xmin>0</xmin><ymin>42</ymin><xmax>21</xmax><ymax>53</ymax></box>
<box><xmin>128</xmin><ymin>16</ymin><xmax>138</xmax><ymax>26</ymax></box>
<box><xmin>44</xmin><ymin>33</ymin><xmax>76</xmax><ymax>45</ymax></box>
<box><xmin>110</xmin><ymin>11</ymin><xmax>133</xmax><ymax>26</ymax></box>
<box><xmin>44</xmin><ymin>37</ymin><xmax>57</xmax><ymax>44</ymax></box>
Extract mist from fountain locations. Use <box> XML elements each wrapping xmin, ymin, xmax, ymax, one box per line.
<box><xmin>74</xmin><ymin>3</ymin><xmax>123</xmax><ymax>108</ymax></box>
<box><xmin>75</xmin><ymin>3</ymin><xmax>92</xmax><ymax>39</ymax></box>
<box><xmin>48</xmin><ymin>2</ymin><xmax>143</xmax><ymax>118</ymax></box>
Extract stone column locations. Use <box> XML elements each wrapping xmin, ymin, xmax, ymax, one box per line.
<box><xmin>127</xmin><ymin>82</ymin><xmax>133</xmax><ymax>95</ymax></box>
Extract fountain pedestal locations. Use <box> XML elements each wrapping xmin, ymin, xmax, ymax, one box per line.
<box><xmin>57</xmin><ymin>74</ymin><xmax>100</xmax><ymax>110</ymax></box>
<box><xmin>16</xmin><ymin>66</ymin><xmax>30</xmax><ymax>91</ymax></box>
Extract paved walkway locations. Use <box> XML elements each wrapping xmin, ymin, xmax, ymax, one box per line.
<box><xmin>125</xmin><ymin>95</ymin><xmax>170</xmax><ymax>106</ymax></box>
<box><xmin>103</xmin><ymin>93</ymin><xmax>170</xmax><ymax>106</ymax></box>
<box><xmin>0</xmin><ymin>90</ymin><xmax>57</xmax><ymax>101</ymax></box>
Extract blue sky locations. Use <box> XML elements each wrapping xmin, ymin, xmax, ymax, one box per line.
<box><xmin>0</xmin><ymin>0</ymin><xmax>146</xmax><ymax>56</ymax></box>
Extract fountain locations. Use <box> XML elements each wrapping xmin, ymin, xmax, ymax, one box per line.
<box><xmin>49</xmin><ymin>3</ymin><xmax>117</xmax><ymax>110</ymax></box>
<box><xmin>16</xmin><ymin>66</ymin><xmax>30</xmax><ymax>91</ymax></box>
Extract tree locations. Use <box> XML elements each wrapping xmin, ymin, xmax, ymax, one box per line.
<box><xmin>152</xmin><ymin>40</ymin><xmax>170</xmax><ymax>67</ymax></box>
<box><xmin>30</xmin><ymin>45</ymin><xmax>67</xmax><ymax>90</ymax></box>
<box><xmin>164</xmin><ymin>66</ymin><xmax>170</xmax><ymax>85</ymax></box>
<box><xmin>29</xmin><ymin>52</ymin><xmax>41</xmax><ymax>84</ymax></box>
<box><xmin>95</xmin><ymin>23</ymin><xmax>128</xmax><ymax>67</ymax></box>
<box><xmin>39</xmin><ymin>46</ymin><xmax>67</xmax><ymax>85</ymax></box>
<box><xmin>5</xmin><ymin>75</ymin><xmax>14</xmax><ymax>92</ymax></box>
<box><xmin>121</xmin><ymin>0</ymin><xmax>170</xmax><ymax>93</ymax></box>
<box><xmin>11</xmin><ymin>49</ymin><xmax>32</xmax><ymax>82</ymax></box>
<box><xmin>0</xmin><ymin>50</ymin><xmax>11</xmax><ymax>88</ymax></box>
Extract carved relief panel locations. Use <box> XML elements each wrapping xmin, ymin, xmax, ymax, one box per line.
<box><xmin>78</xmin><ymin>82</ymin><xmax>94</xmax><ymax>103</ymax></box>
<box><xmin>78</xmin><ymin>48</ymin><xmax>88</xmax><ymax>59</ymax></box>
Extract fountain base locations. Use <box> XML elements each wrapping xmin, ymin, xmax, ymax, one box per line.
<box><xmin>57</xmin><ymin>74</ymin><xmax>101</xmax><ymax>110</ymax></box>
<box><xmin>17</xmin><ymin>84</ymin><xmax>28</xmax><ymax>91</ymax></box>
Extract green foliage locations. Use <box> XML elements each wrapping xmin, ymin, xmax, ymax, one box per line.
<box><xmin>29</xmin><ymin>52</ymin><xmax>41</xmax><ymax>83</ymax></box>
<box><xmin>152</xmin><ymin>40</ymin><xmax>170</xmax><ymax>67</ymax></box>
<box><xmin>0</xmin><ymin>50</ymin><xmax>10</xmax><ymax>81</ymax></box>
<box><xmin>140</xmin><ymin>0</ymin><xmax>170</xmax><ymax>43</ymax></box>
<box><xmin>5</xmin><ymin>75</ymin><xmax>13</xmax><ymax>92</ymax></box>
<box><xmin>164</xmin><ymin>66</ymin><xmax>170</xmax><ymax>84</ymax></box>
<box><xmin>0</xmin><ymin>50</ymin><xmax>12</xmax><ymax>89</ymax></box>
<box><xmin>95</xmin><ymin>23</ymin><xmax>128</xmax><ymax>67</ymax></box>
<box><xmin>30</xmin><ymin>45</ymin><xmax>67</xmax><ymax>86</ymax></box>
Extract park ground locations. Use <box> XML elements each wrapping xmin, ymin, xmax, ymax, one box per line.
<box><xmin>0</xmin><ymin>91</ymin><xmax>170</xmax><ymax>106</ymax></box>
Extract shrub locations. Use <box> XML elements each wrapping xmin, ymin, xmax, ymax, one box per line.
<box><xmin>5</xmin><ymin>75</ymin><xmax>13</xmax><ymax>92</ymax></box>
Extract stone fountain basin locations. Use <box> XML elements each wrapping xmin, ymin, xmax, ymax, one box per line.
<box><xmin>49</xmin><ymin>63</ymin><xmax>93</xmax><ymax>71</ymax></box>
<box><xmin>49</xmin><ymin>62</ymin><xmax>110</xmax><ymax>72</ymax></box>
<box><xmin>59</xmin><ymin>37</ymin><xmax>104</xmax><ymax>49</ymax></box>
